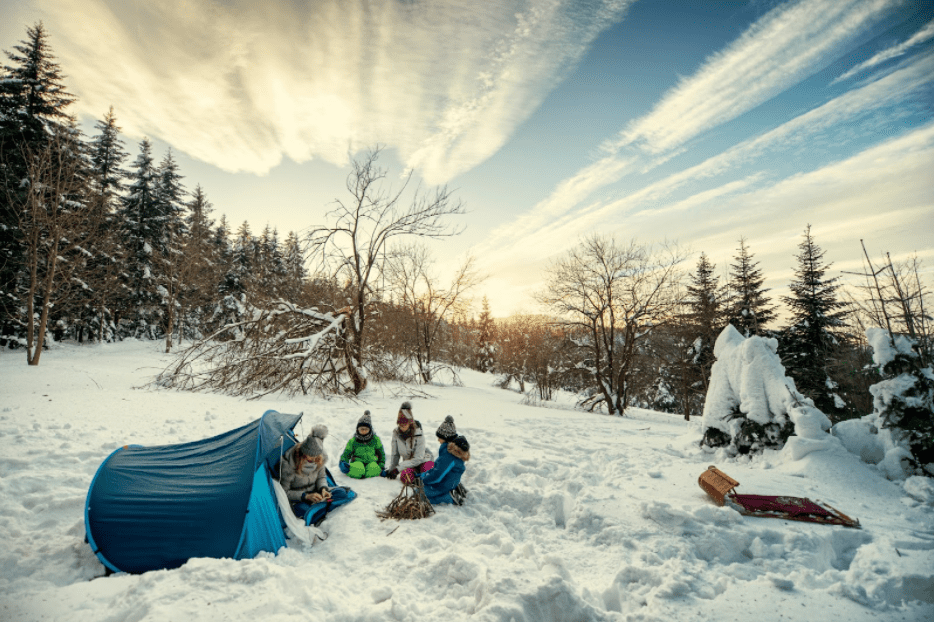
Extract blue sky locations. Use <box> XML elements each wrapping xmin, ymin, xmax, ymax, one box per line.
<box><xmin>3</xmin><ymin>0</ymin><xmax>932</xmax><ymax>317</ymax></box>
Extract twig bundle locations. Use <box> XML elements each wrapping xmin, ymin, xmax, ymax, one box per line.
<box><xmin>377</xmin><ymin>479</ymin><xmax>435</xmax><ymax>520</ymax></box>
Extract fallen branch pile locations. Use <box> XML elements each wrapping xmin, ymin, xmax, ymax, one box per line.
<box><xmin>153</xmin><ymin>300</ymin><xmax>364</xmax><ymax>398</ymax></box>
<box><xmin>377</xmin><ymin>480</ymin><xmax>435</xmax><ymax>520</ymax></box>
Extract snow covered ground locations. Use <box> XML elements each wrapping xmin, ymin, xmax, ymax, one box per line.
<box><xmin>1</xmin><ymin>340</ymin><xmax>932</xmax><ymax>622</ymax></box>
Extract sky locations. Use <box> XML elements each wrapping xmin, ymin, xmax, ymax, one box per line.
<box><xmin>2</xmin><ymin>0</ymin><xmax>932</xmax><ymax>317</ymax></box>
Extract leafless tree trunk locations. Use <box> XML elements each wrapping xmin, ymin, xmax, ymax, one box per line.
<box><xmin>306</xmin><ymin>147</ymin><xmax>465</xmax><ymax>394</ymax></box>
<box><xmin>847</xmin><ymin>241</ymin><xmax>932</xmax><ymax>366</ymax></box>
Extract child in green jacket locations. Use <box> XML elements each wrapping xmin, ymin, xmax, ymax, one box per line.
<box><xmin>339</xmin><ymin>411</ymin><xmax>385</xmax><ymax>479</ymax></box>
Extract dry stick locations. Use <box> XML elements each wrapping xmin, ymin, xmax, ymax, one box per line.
<box><xmin>860</xmin><ymin>240</ymin><xmax>896</xmax><ymax>347</ymax></box>
<box><xmin>377</xmin><ymin>480</ymin><xmax>435</xmax><ymax>520</ymax></box>
<box><xmin>887</xmin><ymin>252</ymin><xmax>917</xmax><ymax>341</ymax></box>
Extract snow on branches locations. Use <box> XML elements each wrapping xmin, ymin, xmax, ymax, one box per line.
<box><xmin>154</xmin><ymin>300</ymin><xmax>363</xmax><ymax>398</ymax></box>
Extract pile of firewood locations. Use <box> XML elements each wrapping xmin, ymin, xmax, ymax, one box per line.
<box><xmin>377</xmin><ymin>479</ymin><xmax>435</xmax><ymax>520</ymax></box>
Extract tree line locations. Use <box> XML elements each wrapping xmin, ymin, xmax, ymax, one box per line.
<box><xmin>477</xmin><ymin>231</ymin><xmax>930</xmax><ymax>428</ymax></box>
<box><xmin>0</xmin><ymin>24</ymin><xmax>312</xmax><ymax>360</ymax></box>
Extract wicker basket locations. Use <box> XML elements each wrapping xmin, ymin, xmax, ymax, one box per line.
<box><xmin>698</xmin><ymin>465</ymin><xmax>739</xmax><ymax>506</ymax></box>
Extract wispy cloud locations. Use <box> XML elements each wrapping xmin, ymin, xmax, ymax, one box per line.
<box><xmin>485</xmin><ymin>123</ymin><xmax>934</xmax><ymax>312</ymax></box>
<box><xmin>833</xmin><ymin>19</ymin><xmax>934</xmax><ymax>83</ymax></box>
<box><xmin>680</xmin><ymin>122</ymin><xmax>934</xmax><ymax>288</ymax></box>
<box><xmin>611</xmin><ymin>0</ymin><xmax>902</xmax><ymax>155</ymax></box>
<box><xmin>479</xmin><ymin>0</ymin><xmax>906</xmax><ymax>256</ymax></box>
<box><xmin>477</xmin><ymin>48</ymin><xmax>934</xmax><ymax>269</ymax></box>
<box><xmin>33</xmin><ymin>0</ymin><xmax>633</xmax><ymax>182</ymax></box>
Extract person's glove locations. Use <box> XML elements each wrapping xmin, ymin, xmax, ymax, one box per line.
<box><xmin>386</xmin><ymin>469</ymin><xmax>399</xmax><ymax>480</ymax></box>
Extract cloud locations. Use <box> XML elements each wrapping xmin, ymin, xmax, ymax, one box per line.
<box><xmin>476</xmin><ymin>50</ymin><xmax>934</xmax><ymax>270</ymax></box>
<box><xmin>479</xmin><ymin>121</ymin><xmax>934</xmax><ymax>311</ymax></box>
<box><xmin>478</xmin><ymin>0</ymin><xmax>907</xmax><ymax>257</ymax></box>
<box><xmin>834</xmin><ymin>19</ymin><xmax>934</xmax><ymax>83</ymax></box>
<box><xmin>611</xmin><ymin>0</ymin><xmax>902</xmax><ymax>155</ymax></box>
<box><xmin>34</xmin><ymin>0</ymin><xmax>633</xmax><ymax>182</ymax></box>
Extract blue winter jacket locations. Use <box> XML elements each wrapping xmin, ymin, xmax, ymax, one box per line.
<box><xmin>422</xmin><ymin>443</ymin><xmax>465</xmax><ymax>504</ymax></box>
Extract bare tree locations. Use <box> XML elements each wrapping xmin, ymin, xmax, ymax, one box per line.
<box><xmin>847</xmin><ymin>242</ymin><xmax>932</xmax><ymax>367</ymax></box>
<box><xmin>494</xmin><ymin>314</ymin><xmax>567</xmax><ymax>401</ymax></box>
<box><xmin>385</xmin><ymin>243</ymin><xmax>480</xmax><ymax>383</ymax></box>
<box><xmin>10</xmin><ymin>129</ymin><xmax>100</xmax><ymax>364</ymax></box>
<box><xmin>537</xmin><ymin>235</ymin><xmax>685</xmax><ymax>415</ymax></box>
<box><xmin>306</xmin><ymin>147</ymin><xmax>465</xmax><ymax>393</ymax></box>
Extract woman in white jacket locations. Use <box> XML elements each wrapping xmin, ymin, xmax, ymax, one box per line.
<box><xmin>384</xmin><ymin>402</ymin><xmax>435</xmax><ymax>484</ymax></box>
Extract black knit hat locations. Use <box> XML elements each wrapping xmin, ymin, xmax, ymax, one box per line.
<box><xmin>299</xmin><ymin>424</ymin><xmax>328</xmax><ymax>457</ymax></box>
<box><xmin>355</xmin><ymin>410</ymin><xmax>374</xmax><ymax>443</ymax></box>
<box><xmin>436</xmin><ymin>415</ymin><xmax>457</xmax><ymax>441</ymax></box>
<box><xmin>452</xmin><ymin>435</ymin><xmax>470</xmax><ymax>452</ymax></box>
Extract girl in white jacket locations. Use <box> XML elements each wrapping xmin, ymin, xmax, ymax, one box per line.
<box><xmin>384</xmin><ymin>401</ymin><xmax>435</xmax><ymax>484</ymax></box>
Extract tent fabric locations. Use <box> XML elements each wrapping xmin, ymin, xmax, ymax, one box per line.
<box><xmin>235</xmin><ymin>467</ymin><xmax>289</xmax><ymax>560</ymax></box>
<box><xmin>85</xmin><ymin>411</ymin><xmax>302</xmax><ymax>574</ymax></box>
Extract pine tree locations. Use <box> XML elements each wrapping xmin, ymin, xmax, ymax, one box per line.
<box><xmin>476</xmin><ymin>296</ymin><xmax>495</xmax><ymax>372</ymax></box>
<box><xmin>282</xmin><ymin>231</ymin><xmax>306</xmax><ymax>301</ymax></box>
<box><xmin>726</xmin><ymin>238</ymin><xmax>776</xmax><ymax>337</ymax></box>
<box><xmin>88</xmin><ymin>107</ymin><xmax>128</xmax><ymax>202</ymax></box>
<box><xmin>174</xmin><ymin>184</ymin><xmax>217</xmax><ymax>340</ymax></box>
<box><xmin>781</xmin><ymin>226</ymin><xmax>851</xmax><ymax>420</ymax></box>
<box><xmin>80</xmin><ymin>107</ymin><xmax>129</xmax><ymax>342</ymax></box>
<box><xmin>153</xmin><ymin>148</ymin><xmax>187</xmax><ymax>257</ymax></box>
<box><xmin>214</xmin><ymin>215</ymin><xmax>240</xmax><ymax>300</ymax></box>
<box><xmin>232</xmin><ymin>221</ymin><xmax>254</xmax><ymax>295</ymax></box>
<box><xmin>152</xmin><ymin>149</ymin><xmax>188</xmax><ymax>348</ymax></box>
<box><xmin>119</xmin><ymin>138</ymin><xmax>160</xmax><ymax>337</ymax></box>
<box><xmin>678</xmin><ymin>253</ymin><xmax>725</xmax><ymax>417</ymax></box>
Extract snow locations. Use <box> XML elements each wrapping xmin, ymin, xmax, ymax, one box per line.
<box><xmin>702</xmin><ymin>325</ymin><xmax>832</xmax><ymax>442</ymax></box>
<box><xmin>1</xmin><ymin>340</ymin><xmax>933</xmax><ymax>621</ymax></box>
<box><xmin>866</xmin><ymin>328</ymin><xmax>916</xmax><ymax>368</ymax></box>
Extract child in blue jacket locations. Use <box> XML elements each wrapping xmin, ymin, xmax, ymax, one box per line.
<box><xmin>422</xmin><ymin>435</ymin><xmax>469</xmax><ymax>505</ymax></box>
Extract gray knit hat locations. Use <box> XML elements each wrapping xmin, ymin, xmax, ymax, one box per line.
<box><xmin>436</xmin><ymin>415</ymin><xmax>457</xmax><ymax>441</ymax></box>
<box><xmin>400</xmin><ymin>401</ymin><xmax>413</xmax><ymax>413</ymax></box>
<box><xmin>358</xmin><ymin>410</ymin><xmax>372</xmax><ymax>429</ymax></box>
<box><xmin>299</xmin><ymin>424</ymin><xmax>328</xmax><ymax>457</ymax></box>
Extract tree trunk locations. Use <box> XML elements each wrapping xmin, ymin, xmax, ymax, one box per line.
<box><xmin>165</xmin><ymin>307</ymin><xmax>174</xmax><ymax>353</ymax></box>
<box><xmin>28</xmin><ymin>250</ymin><xmax>59</xmax><ymax>366</ymax></box>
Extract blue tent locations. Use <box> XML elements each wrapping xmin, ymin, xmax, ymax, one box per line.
<box><xmin>85</xmin><ymin>410</ymin><xmax>328</xmax><ymax>574</ymax></box>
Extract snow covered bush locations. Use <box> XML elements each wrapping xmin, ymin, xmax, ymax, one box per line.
<box><xmin>865</xmin><ymin>327</ymin><xmax>934</xmax><ymax>476</ymax></box>
<box><xmin>700</xmin><ymin>324</ymin><xmax>833</xmax><ymax>456</ymax></box>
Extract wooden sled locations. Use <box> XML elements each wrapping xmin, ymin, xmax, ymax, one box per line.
<box><xmin>698</xmin><ymin>465</ymin><xmax>860</xmax><ymax>528</ymax></box>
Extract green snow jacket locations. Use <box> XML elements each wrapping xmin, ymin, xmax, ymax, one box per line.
<box><xmin>340</xmin><ymin>435</ymin><xmax>386</xmax><ymax>467</ymax></box>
